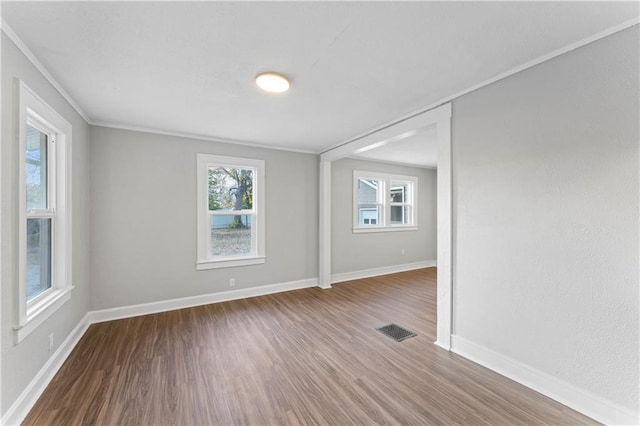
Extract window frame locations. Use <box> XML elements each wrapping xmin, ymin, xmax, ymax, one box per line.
<box><xmin>25</xmin><ymin>117</ymin><xmax>56</xmax><ymax>308</ymax></box>
<box><xmin>196</xmin><ymin>154</ymin><xmax>265</xmax><ymax>270</ymax></box>
<box><xmin>353</xmin><ymin>170</ymin><xmax>418</xmax><ymax>233</ymax></box>
<box><xmin>15</xmin><ymin>80</ymin><xmax>73</xmax><ymax>343</ymax></box>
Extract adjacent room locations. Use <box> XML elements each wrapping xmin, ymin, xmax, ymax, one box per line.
<box><xmin>1</xmin><ymin>2</ymin><xmax>638</xmax><ymax>425</ymax></box>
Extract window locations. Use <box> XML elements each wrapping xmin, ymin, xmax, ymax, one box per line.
<box><xmin>16</xmin><ymin>80</ymin><xmax>73</xmax><ymax>343</ymax></box>
<box><xmin>26</xmin><ymin>123</ymin><xmax>53</xmax><ymax>301</ymax></box>
<box><xmin>196</xmin><ymin>154</ymin><xmax>265</xmax><ymax>269</ymax></box>
<box><xmin>353</xmin><ymin>170</ymin><xmax>417</xmax><ymax>233</ymax></box>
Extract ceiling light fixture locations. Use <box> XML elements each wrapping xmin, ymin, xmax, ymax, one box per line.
<box><xmin>255</xmin><ymin>72</ymin><xmax>290</xmax><ymax>93</ymax></box>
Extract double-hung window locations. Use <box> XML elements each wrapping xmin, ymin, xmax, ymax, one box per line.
<box><xmin>16</xmin><ymin>80</ymin><xmax>73</xmax><ymax>342</ymax></box>
<box><xmin>196</xmin><ymin>154</ymin><xmax>265</xmax><ymax>269</ymax></box>
<box><xmin>353</xmin><ymin>170</ymin><xmax>417</xmax><ymax>233</ymax></box>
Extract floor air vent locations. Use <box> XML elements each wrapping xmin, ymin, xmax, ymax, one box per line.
<box><xmin>376</xmin><ymin>324</ymin><xmax>417</xmax><ymax>342</ymax></box>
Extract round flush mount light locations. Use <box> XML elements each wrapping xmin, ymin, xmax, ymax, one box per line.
<box><xmin>255</xmin><ymin>72</ymin><xmax>290</xmax><ymax>93</ymax></box>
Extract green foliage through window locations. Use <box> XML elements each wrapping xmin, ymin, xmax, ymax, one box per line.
<box><xmin>208</xmin><ymin>167</ymin><xmax>254</xmax><ymax>228</ymax></box>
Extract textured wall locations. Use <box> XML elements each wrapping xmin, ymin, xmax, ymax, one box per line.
<box><xmin>452</xmin><ymin>26</ymin><xmax>639</xmax><ymax>412</ymax></box>
<box><xmin>89</xmin><ymin>126</ymin><xmax>318</xmax><ymax>310</ymax></box>
<box><xmin>1</xmin><ymin>34</ymin><xmax>91</xmax><ymax>414</ymax></box>
<box><xmin>331</xmin><ymin>158</ymin><xmax>437</xmax><ymax>274</ymax></box>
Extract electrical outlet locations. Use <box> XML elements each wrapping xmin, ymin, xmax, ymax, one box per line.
<box><xmin>401</xmin><ymin>249</ymin><xmax>405</xmax><ymax>256</ymax></box>
<box><xmin>230</xmin><ymin>278</ymin><xmax>235</xmax><ymax>287</ymax></box>
<box><xmin>48</xmin><ymin>333</ymin><xmax>54</xmax><ymax>353</ymax></box>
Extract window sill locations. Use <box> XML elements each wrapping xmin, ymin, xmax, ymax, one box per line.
<box><xmin>14</xmin><ymin>286</ymin><xmax>74</xmax><ymax>344</ymax></box>
<box><xmin>353</xmin><ymin>226</ymin><xmax>418</xmax><ymax>234</ymax></box>
<box><xmin>197</xmin><ymin>256</ymin><xmax>266</xmax><ymax>270</ymax></box>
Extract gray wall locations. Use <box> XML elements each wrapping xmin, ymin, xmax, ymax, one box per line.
<box><xmin>89</xmin><ymin>127</ymin><xmax>318</xmax><ymax>310</ymax></box>
<box><xmin>331</xmin><ymin>158</ymin><xmax>437</xmax><ymax>275</ymax></box>
<box><xmin>452</xmin><ymin>26</ymin><xmax>639</xmax><ymax>412</ymax></box>
<box><xmin>1</xmin><ymin>33</ymin><xmax>91</xmax><ymax>413</ymax></box>
<box><xmin>2</xmin><ymin>18</ymin><xmax>637</xmax><ymax>422</ymax></box>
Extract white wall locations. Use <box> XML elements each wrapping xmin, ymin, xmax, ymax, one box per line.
<box><xmin>331</xmin><ymin>158</ymin><xmax>436</xmax><ymax>275</ymax></box>
<box><xmin>89</xmin><ymin>126</ymin><xmax>318</xmax><ymax>310</ymax></box>
<box><xmin>452</xmin><ymin>25</ymin><xmax>639</xmax><ymax>414</ymax></box>
<box><xmin>1</xmin><ymin>33</ymin><xmax>91</xmax><ymax>414</ymax></box>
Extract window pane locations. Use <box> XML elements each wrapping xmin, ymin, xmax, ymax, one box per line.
<box><xmin>357</xmin><ymin>179</ymin><xmax>381</xmax><ymax>203</ymax></box>
<box><xmin>390</xmin><ymin>182</ymin><xmax>408</xmax><ymax>203</ymax></box>
<box><xmin>390</xmin><ymin>206</ymin><xmax>410</xmax><ymax>225</ymax></box>
<box><xmin>358</xmin><ymin>205</ymin><xmax>381</xmax><ymax>226</ymax></box>
<box><xmin>210</xmin><ymin>214</ymin><xmax>252</xmax><ymax>257</ymax></box>
<box><xmin>208</xmin><ymin>167</ymin><xmax>254</xmax><ymax>211</ymax></box>
<box><xmin>27</xmin><ymin>218</ymin><xmax>52</xmax><ymax>300</ymax></box>
<box><xmin>26</xmin><ymin>125</ymin><xmax>48</xmax><ymax>210</ymax></box>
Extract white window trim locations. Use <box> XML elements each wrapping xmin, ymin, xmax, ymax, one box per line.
<box><xmin>196</xmin><ymin>154</ymin><xmax>265</xmax><ymax>270</ymax></box>
<box><xmin>353</xmin><ymin>170</ymin><xmax>418</xmax><ymax>233</ymax></box>
<box><xmin>15</xmin><ymin>79</ymin><xmax>73</xmax><ymax>343</ymax></box>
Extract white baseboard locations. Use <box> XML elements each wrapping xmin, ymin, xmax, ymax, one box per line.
<box><xmin>88</xmin><ymin>277</ymin><xmax>319</xmax><ymax>324</ymax></box>
<box><xmin>10</xmin><ymin>278</ymin><xmax>631</xmax><ymax>426</ymax></box>
<box><xmin>1</xmin><ymin>277</ymin><xmax>318</xmax><ymax>425</ymax></box>
<box><xmin>1</xmin><ymin>313</ymin><xmax>91</xmax><ymax>426</ymax></box>
<box><xmin>450</xmin><ymin>335</ymin><xmax>639</xmax><ymax>426</ymax></box>
<box><xmin>331</xmin><ymin>260</ymin><xmax>436</xmax><ymax>284</ymax></box>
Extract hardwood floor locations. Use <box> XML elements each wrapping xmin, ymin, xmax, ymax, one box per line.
<box><xmin>24</xmin><ymin>268</ymin><xmax>596</xmax><ymax>425</ymax></box>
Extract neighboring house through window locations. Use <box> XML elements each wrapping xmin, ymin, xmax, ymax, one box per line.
<box><xmin>353</xmin><ymin>170</ymin><xmax>417</xmax><ymax>233</ymax></box>
<box><xmin>16</xmin><ymin>80</ymin><xmax>73</xmax><ymax>343</ymax></box>
<box><xmin>196</xmin><ymin>154</ymin><xmax>265</xmax><ymax>270</ymax></box>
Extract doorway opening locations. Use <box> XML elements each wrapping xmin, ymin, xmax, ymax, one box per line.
<box><xmin>318</xmin><ymin>103</ymin><xmax>452</xmax><ymax>349</ymax></box>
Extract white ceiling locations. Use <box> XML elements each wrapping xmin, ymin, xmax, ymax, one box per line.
<box><xmin>2</xmin><ymin>2</ymin><xmax>638</xmax><ymax>156</ymax></box>
<box><xmin>352</xmin><ymin>124</ymin><xmax>438</xmax><ymax>168</ymax></box>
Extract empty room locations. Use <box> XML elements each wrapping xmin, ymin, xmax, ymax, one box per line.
<box><xmin>1</xmin><ymin>2</ymin><xmax>638</xmax><ymax>425</ymax></box>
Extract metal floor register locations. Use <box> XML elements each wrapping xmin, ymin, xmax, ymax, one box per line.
<box><xmin>376</xmin><ymin>324</ymin><xmax>417</xmax><ymax>342</ymax></box>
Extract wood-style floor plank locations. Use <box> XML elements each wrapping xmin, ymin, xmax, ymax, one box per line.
<box><xmin>23</xmin><ymin>268</ymin><xmax>597</xmax><ymax>425</ymax></box>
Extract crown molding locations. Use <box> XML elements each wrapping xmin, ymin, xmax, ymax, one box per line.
<box><xmin>322</xmin><ymin>17</ymin><xmax>640</xmax><ymax>154</ymax></box>
<box><xmin>1</xmin><ymin>18</ymin><xmax>92</xmax><ymax>123</ymax></box>
<box><xmin>1</xmin><ymin>19</ymin><xmax>318</xmax><ymax>155</ymax></box>
<box><xmin>3</xmin><ymin>15</ymin><xmax>638</xmax><ymax>157</ymax></box>
<box><xmin>91</xmin><ymin>120</ymin><xmax>319</xmax><ymax>155</ymax></box>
